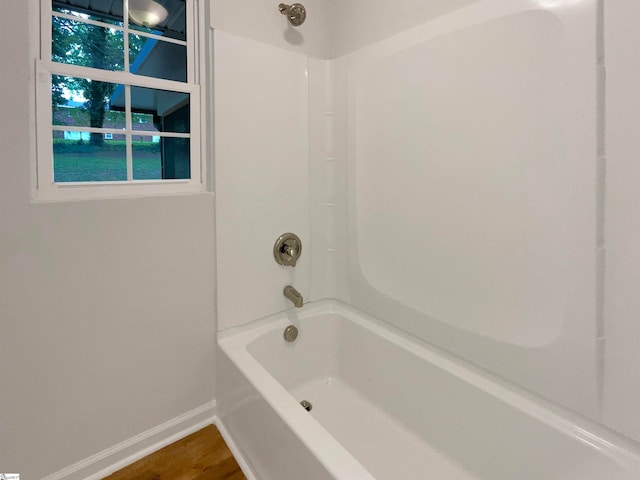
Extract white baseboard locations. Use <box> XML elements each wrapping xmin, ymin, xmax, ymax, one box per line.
<box><xmin>41</xmin><ymin>401</ymin><xmax>217</xmax><ymax>480</ymax></box>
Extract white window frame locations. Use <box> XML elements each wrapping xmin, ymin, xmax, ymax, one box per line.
<box><xmin>34</xmin><ymin>0</ymin><xmax>207</xmax><ymax>202</ymax></box>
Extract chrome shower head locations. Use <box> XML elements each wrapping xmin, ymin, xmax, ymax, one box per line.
<box><xmin>278</xmin><ymin>3</ymin><xmax>306</xmax><ymax>27</ymax></box>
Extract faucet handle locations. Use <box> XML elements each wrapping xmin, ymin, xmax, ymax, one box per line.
<box><xmin>274</xmin><ymin>233</ymin><xmax>302</xmax><ymax>267</ymax></box>
<box><xmin>282</xmin><ymin>244</ymin><xmax>298</xmax><ymax>259</ymax></box>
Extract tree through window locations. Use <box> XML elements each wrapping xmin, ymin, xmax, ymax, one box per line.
<box><xmin>52</xmin><ymin>12</ymin><xmax>147</xmax><ymax>147</ymax></box>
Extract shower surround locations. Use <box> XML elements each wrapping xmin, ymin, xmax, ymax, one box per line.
<box><xmin>213</xmin><ymin>0</ymin><xmax>640</xmax><ymax>478</ymax></box>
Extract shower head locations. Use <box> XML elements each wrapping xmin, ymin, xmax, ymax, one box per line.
<box><xmin>278</xmin><ymin>3</ymin><xmax>306</xmax><ymax>27</ymax></box>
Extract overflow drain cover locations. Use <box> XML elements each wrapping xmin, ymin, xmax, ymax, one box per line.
<box><xmin>300</xmin><ymin>400</ymin><xmax>312</xmax><ymax>412</ymax></box>
<box><xmin>284</xmin><ymin>325</ymin><xmax>299</xmax><ymax>342</ymax></box>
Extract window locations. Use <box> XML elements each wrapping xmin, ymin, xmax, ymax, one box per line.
<box><xmin>36</xmin><ymin>0</ymin><xmax>204</xmax><ymax>200</ymax></box>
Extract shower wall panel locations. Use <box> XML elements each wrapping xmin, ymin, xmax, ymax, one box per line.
<box><xmin>214</xmin><ymin>31</ymin><xmax>311</xmax><ymax>331</ymax></box>
<box><xmin>342</xmin><ymin>0</ymin><xmax>600</xmax><ymax>418</ymax></box>
<box><xmin>603</xmin><ymin>0</ymin><xmax>640</xmax><ymax>444</ymax></box>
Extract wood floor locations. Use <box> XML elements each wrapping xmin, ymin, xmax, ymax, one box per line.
<box><xmin>103</xmin><ymin>425</ymin><xmax>246</xmax><ymax>480</ymax></box>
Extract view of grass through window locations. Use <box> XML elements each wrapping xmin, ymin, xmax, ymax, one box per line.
<box><xmin>53</xmin><ymin>139</ymin><xmax>161</xmax><ymax>182</ymax></box>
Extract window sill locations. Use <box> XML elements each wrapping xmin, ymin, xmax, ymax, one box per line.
<box><xmin>32</xmin><ymin>180</ymin><xmax>208</xmax><ymax>203</ymax></box>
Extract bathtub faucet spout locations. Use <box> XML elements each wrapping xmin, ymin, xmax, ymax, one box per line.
<box><xmin>284</xmin><ymin>285</ymin><xmax>303</xmax><ymax>308</ymax></box>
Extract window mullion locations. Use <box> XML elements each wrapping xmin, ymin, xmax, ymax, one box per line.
<box><xmin>125</xmin><ymin>28</ymin><xmax>188</xmax><ymax>47</ymax></box>
<box><xmin>125</xmin><ymin>84</ymin><xmax>133</xmax><ymax>181</ymax></box>
<box><xmin>51</xmin><ymin>125</ymin><xmax>190</xmax><ymax>138</ymax></box>
<box><xmin>41</xmin><ymin>0</ymin><xmax>52</xmax><ymax>61</ymax></box>
<box><xmin>44</xmin><ymin>61</ymin><xmax>196</xmax><ymax>94</ymax></box>
<box><xmin>51</xmin><ymin>12</ymin><xmax>125</xmax><ymax>33</ymax></box>
<box><xmin>186</xmin><ymin>0</ymin><xmax>195</xmax><ymax>84</ymax></box>
<box><xmin>124</xmin><ymin>0</ymin><xmax>130</xmax><ymax>74</ymax></box>
<box><xmin>51</xmin><ymin>11</ymin><xmax>187</xmax><ymax>46</ymax></box>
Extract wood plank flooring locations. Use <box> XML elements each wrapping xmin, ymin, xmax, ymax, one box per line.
<box><xmin>102</xmin><ymin>425</ymin><xmax>247</xmax><ymax>480</ymax></box>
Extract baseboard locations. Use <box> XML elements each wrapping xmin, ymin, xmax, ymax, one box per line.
<box><xmin>214</xmin><ymin>418</ymin><xmax>259</xmax><ymax>480</ymax></box>
<box><xmin>41</xmin><ymin>400</ymin><xmax>217</xmax><ymax>480</ymax></box>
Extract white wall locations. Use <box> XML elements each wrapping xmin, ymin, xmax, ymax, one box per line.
<box><xmin>603</xmin><ymin>0</ymin><xmax>640</xmax><ymax>443</ymax></box>
<box><xmin>0</xmin><ymin>2</ymin><xmax>217</xmax><ymax>478</ymax></box>
<box><xmin>211</xmin><ymin>0</ymin><xmax>331</xmax><ymax>58</ymax></box>
<box><xmin>211</xmin><ymin>0</ymin><xmax>487</xmax><ymax>60</ymax></box>
<box><xmin>325</xmin><ymin>0</ymin><xmax>484</xmax><ymax>57</ymax></box>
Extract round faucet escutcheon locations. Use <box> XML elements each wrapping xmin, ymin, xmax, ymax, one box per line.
<box><xmin>274</xmin><ymin>233</ymin><xmax>302</xmax><ymax>267</ymax></box>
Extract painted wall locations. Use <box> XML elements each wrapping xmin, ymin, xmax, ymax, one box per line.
<box><xmin>211</xmin><ymin>0</ymin><xmax>487</xmax><ymax>60</ymax></box>
<box><xmin>0</xmin><ymin>2</ymin><xmax>217</xmax><ymax>478</ymax></box>
<box><xmin>325</xmin><ymin>0</ymin><xmax>484</xmax><ymax>57</ymax></box>
<box><xmin>210</xmin><ymin>0</ymin><xmax>331</xmax><ymax>58</ymax></box>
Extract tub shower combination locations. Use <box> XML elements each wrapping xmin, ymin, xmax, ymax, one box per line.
<box><xmin>215</xmin><ymin>1</ymin><xmax>640</xmax><ymax>479</ymax></box>
<box><xmin>219</xmin><ymin>302</ymin><xmax>640</xmax><ymax>480</ymax></box>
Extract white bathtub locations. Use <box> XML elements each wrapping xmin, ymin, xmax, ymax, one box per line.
<box><xmin>217</xmin><ymin>301</ymin><xmax>640</xmax><ymax>480</ymax></box>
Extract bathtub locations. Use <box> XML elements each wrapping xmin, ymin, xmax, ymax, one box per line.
<box><xmin>217</xmin><ymin>300</ymin><xmax>640</xmax><ymax>480</ymax></box>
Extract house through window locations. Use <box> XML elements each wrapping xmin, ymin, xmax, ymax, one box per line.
<box><xmin>37</xmin><ymin>0</ymin><xmax>203</xmax><ymax>199</ymax></box>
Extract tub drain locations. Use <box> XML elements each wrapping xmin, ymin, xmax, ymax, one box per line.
<box><xmin>300</xmin><ymin>400</ymin><xmax>312</xmax><ymax>412</ymax></box>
